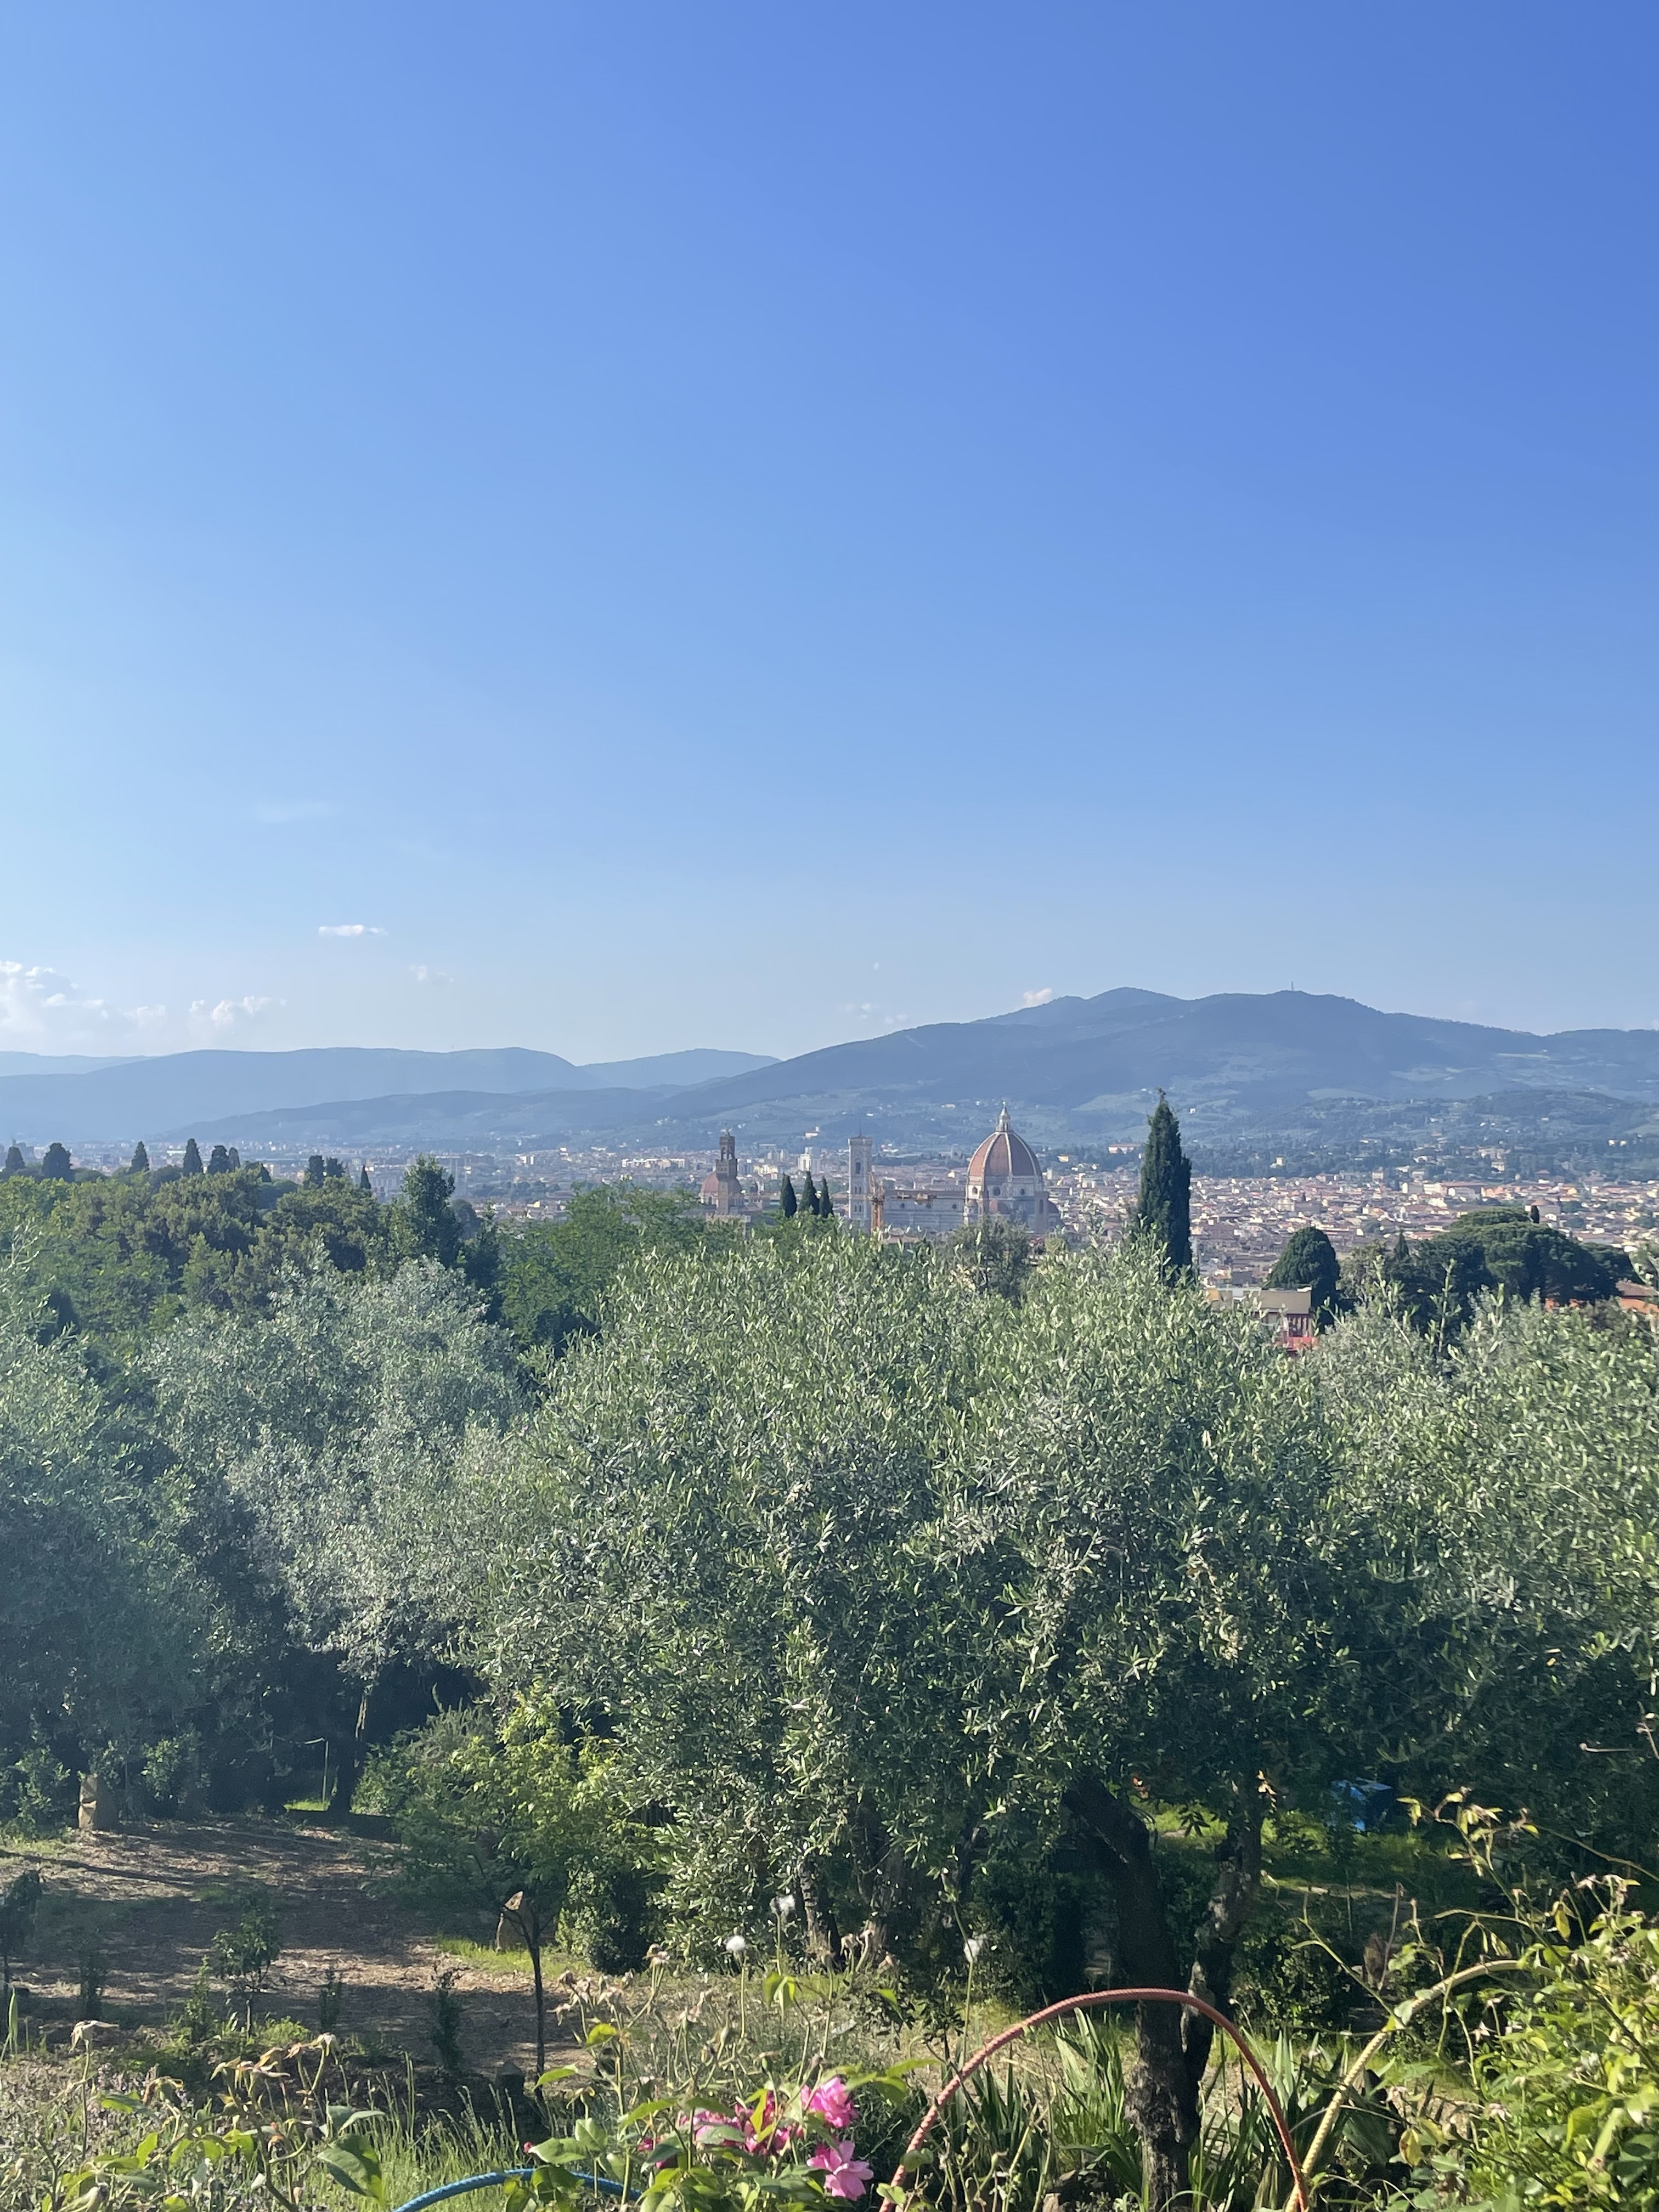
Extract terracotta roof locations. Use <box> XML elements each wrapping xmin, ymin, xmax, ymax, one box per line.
<box><xmin>968</xmin><ymin>1105</ymin><xmax>1041</xmax><ymax>1185</ymax></box>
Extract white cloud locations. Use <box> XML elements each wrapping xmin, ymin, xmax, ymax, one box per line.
<box><xmin>318</xmin><ymin>923</ymin><xmax>387</xmax><ymax>938</ymax></box>
<box><xmin>1023</xmin><ymin>986</ymin><xmax>1055</xmax><ymax>1006</ymax></box>
<box><xmin>189</xmin><ymin>996</ymin><xmax>274</xmax><ymax>1031</ymax></box>
<box><xmin>0</xmin><ymin>960</ymin><xmax>120</xmax><ymax>1048</ymax></box>
<box><xmin>409</xmin><ymin>964</ymin><xmax>452</xmax><ymax>985</ymax></box>
<box><xmin>0</xmin><ymin>959</ymin><xmax>281</xmax><ymax>1053</ymax></box>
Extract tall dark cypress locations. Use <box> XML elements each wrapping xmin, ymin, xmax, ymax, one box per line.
<box><xmin>3</xmin><ymin>1145</ymin><xmax>25</xmax><ymax>1177</ymax></box>
<box><xmin>359</xmin><ymin>1164</ymin><xmax>373</xmax><ymax>1193</ymax></box>
<box><xmin>1128</xmin><ymin>1093</ymin><xmax>1192</xmax><ymax>1274</ymax></box>
<box><xmin>129</xmin><ymin>1141</ymin><xmax>150</xmax><ymax>1175</ymax></box>
<box><xmin>780</xmin><ymin>1173</ymin><xmax>798</xmax><ymax>1220</ymax></box>
<box><xmin>206</xmin><ymin>1144</ymin><xmax>232</xmax><ymax>1175</ymax></box>
<box><xmin>181</xmin><ymin>1138</ymin><xmax>204</xmax><ymax>1176</ymax></box>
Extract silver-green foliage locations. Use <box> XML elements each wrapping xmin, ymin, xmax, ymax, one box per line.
<box><xmin>475</xmin><ymin>1235</ymin><xmax>1347</xmax><ymax>1948</ymax></box>
<box><xmin>0</xmin><ymin>1237</ymin><xmax>205</xmax><ymax>1782</ymax></box>
<box><xmin>146</xmin><ymin>1258</ymin><xmax>523</xmax><ymax>1703</ymax></box>
<box><xmin>1316</xmin><ymin>1290</ymin><xmax>1659</xmax><ymax>1843</ymax></box>
<box><xmin>476</xmin><ymin>1231</ymin><xmax>997</xmax><ymax>1946</ymax></box>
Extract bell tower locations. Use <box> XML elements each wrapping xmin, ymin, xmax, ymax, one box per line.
<box><xmin>847</xmin><ymin>1133</ymin><xmax>873</xmax><ymax>1233</ymax></box>
<box><xmin>714</xmin><ymin>1128</ymin><xmax>741</xmax><ymax>1215</ymax></box>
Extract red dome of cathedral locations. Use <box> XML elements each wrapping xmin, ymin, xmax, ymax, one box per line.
<box><xmin>967</xmin><ymin>1105</ymin><xmax>1040</xmax><ymax>1185</ymax></box>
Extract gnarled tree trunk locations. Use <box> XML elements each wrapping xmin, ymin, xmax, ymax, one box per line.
<box><xmin>1065</xmin><ymin>1773</ymin><xmax>1263</xmax><ymax>2212</ymax></box>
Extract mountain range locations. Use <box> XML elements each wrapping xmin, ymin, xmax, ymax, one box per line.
<box><xmin>4</xmin><ymin>989</ymin><xmax>1658</xmax><ymax>1158</ymax></box>
<box><xmin>0</xmin><ymin>1046</ymin><xmax>775</xmax><ymax>1144</ymax></box>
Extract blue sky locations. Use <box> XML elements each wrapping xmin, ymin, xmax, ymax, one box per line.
<box><xmin>2</xmin><ymin>3</ymin><xmax>1655</xmax><ymax>1062</ymax></box>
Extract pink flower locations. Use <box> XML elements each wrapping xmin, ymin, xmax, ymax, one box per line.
<box><xmin>804</xmin><ymin>2078</ymin><xmax>858</xmax><ymax>2133</ymax></box>
<box><xmin>737</xmin><ymin>2093</ymin><xmax>798</xmax><ymax>2152</ymax></box>
<box><xmin>810</xmin><ymin>2139</ymin><xmax>874</xmax><ymax>2200</ymax></box>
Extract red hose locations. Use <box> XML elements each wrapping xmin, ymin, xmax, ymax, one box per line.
<box><xmin>889</xmin><ymin>1986</ymin><xmax>1309</xmax><ymax>2212</ymax></box>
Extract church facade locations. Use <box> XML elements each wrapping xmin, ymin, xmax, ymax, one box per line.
<box><xmin>963</xmin><ymin>1106</ymin><xmax>1062</xmax><ymax>1240</ymax></box>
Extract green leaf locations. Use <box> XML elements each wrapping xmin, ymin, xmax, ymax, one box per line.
<box><xmin>315</xmin><ymin>2139</ymin><xmax>390</xmax><ymax>2204</ymax></box>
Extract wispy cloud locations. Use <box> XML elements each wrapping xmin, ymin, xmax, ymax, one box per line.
<box><xmin>1023</xmin><ymin>986</ymin><xmax>1055</xmax><ymax>1006</ymax></box>
<box><xmin>256</xmin><ymin>800</ymin><xmax>336</xmax><ymax>826</ymax></box>
<box><xmin>409</xmin><ymin>964</ymin><xmax>451</xmax><ymax>985</ymax></box>
<box><xmin>318</xmin><ymin>923</ymin><xmax>387</xmax><ymax>938</ymax></box>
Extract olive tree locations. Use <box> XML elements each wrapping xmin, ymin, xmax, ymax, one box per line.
<box><xmin>0</xmin><ymin>1239</ymin><xmax>205</xmax><ymax>1801</ymax></box>
<box><xmin>476</xmin><ymin>1232</ymin><xmax>1003</xmax><ymax>1961</ymax></box>
<box><xmin>956</xmin><ymin>1241</ymin><xmax>1350</xmax><ymax>2205</ymax></box>
<box><xmin>148</xmin><ymin>1258</ymin><xmax>523</xmax><ymax>1808</ymax></box>
<box><xmin>1315</xmin><ymin>1290</ymin><xmax>1659</xmax><ymax>1853</ymax></box>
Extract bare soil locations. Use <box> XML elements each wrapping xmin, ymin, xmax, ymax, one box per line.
<box><xmin>1</xmin><ymin>1816</ymin><xmax>540</xmax><ymax>2077</ymax></box>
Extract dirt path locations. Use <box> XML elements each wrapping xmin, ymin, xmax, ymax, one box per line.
<box><xmin>2</xmin><ymin>1818</ymin><xmax>540</xmax><ymax>2077</ymax></box>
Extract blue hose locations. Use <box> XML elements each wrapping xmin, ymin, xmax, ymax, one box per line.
<box><xmin>391</xmin><ymin>2175</ymin><xmax>533</xmax><ymax>2212</ymax></box>
<box><xmin>391</xmin><ymin>2169</ymin><xmax>625</xmax><ymax>2212</ymax></box>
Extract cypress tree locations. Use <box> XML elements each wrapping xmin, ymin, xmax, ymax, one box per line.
<box><xmin>814</xmin><ymin>1175</ymin><xmax>830</xmax><ymax>1217</ymax></box>
<box><xmin>304</xmin><ymin>1155</ymin><xmax>325</xmax><ymax>1188</ymax></box>
<box><xmin>227</xmin><ymin>1148</ymin><xmax>241</xmax><ymax>1170</ymax></box>
<box><xmin>780</xmin><ymin>1173</ymin><xmax>798</xmax><ymax>1219</ymax></box>
<box><xmin>1265</xmin><ymin>1224</ymin><xmax>1340</xmax><ymax>1318</ymax></box>
<box><xmin>129</xmin><ymin>1141</ymin><xmax>150</xmax><ymax>1175</ymax></box>
<box><xmin>1127</xmin><ymin>1093</ymin><xmax>1192</xmax><ymax>1274</ymax></box>
<box><xmin>206</xmin><ymin>1144</ymin><xmax>232</xmax><ymax>1175</ymax></box>
<box><xmin>324</xmin><ymin>1157</ymin><xmax>345</xmax><ymax>1181</ymax></box>
<box><xmin>181</xmin><ymin>1138</ymin><xmax>204</xmax><ymax>1176</ymax></box>
<box><xmin>40</xmin><ymin>1142</ymin><xmax>73</xmax><ymax>1181</ymax></box>
<box><xmin>397</xmin><ymin>1156</ymin><xmax>462</xmax><ymax>1267</ymax></box>
<box><xmin>359</xmin><ymin>1164</ymin><xmax>373</xmax><ymax>1193</ymax></box>
<box><xmin>3</xmin><ymin>1144</ymin><xmax>24</xmax><ymax>1177</ymax></box>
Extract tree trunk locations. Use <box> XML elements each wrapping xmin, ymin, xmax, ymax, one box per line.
<box><xmin>799</xmin><ymin>1855</ymin><xmax>842</xmax><ymax>1963</ymax></box>
<box><xmin>1185</xmin><ymin>1788</ymin><xmax>1263</xmax><ymax>2085</ymax></box>
<box><xmin>848</xmin><ymin>1799</ymin><xmax>911</xmax><ymax>1962</ymax></box>
<box><xmin>1065</xmin><ymin>1774</ymin><xmax>1266</xmax><ymax>2212</ymax></box>
<box><xmin>1065</xmin><ymin>1774</ymin><xmax>1199</xmax><ymax>2208</ymax></box>
<box><xmin>328</xmin><ymin>1683</ymin><xmax>373</xmax><ymax>1818</ymax></box>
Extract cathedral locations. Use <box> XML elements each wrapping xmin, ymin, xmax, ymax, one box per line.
<box><xmin>963</xmin><ymin>1105</ymin><xmax>1063</xmax><ymax>1239</ymax></box>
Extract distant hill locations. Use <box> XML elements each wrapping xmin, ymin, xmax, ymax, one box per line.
<box><xmin>0</xmin><ymin>1052</ymin><xmax>133</xmax><ymax>1078</ymax></box>
<box><xmin>0</xmin><ymin>1045</ymin><xmax>775</xmax><ymax>1143</ymax></box>
<box><xmin>9</xmin><ymin>991</ymin><xmax>1659</xmax><ymax>1154</ymax></box>
<box><xmin>183</xmin><ymin>1085</ymin><xmax>662</xmax><ymax>1150</ymax></box>
<box><xmin>137</xmin><ymin>989</ymin><xmax>1659</xmax><ymax>1157</ymax></box>
<box><xmin>659</xmin><ymin>989</ymin><xmax>1659</xmax><ymax>1132</ymax></box>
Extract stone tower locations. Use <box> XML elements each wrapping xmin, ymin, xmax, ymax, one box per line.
<box><xmin>713</xmin><ymin>1128</ymin><xmax>742</xmax><ymax>1216</ymax></box>
<box><xmin>847</xmin><ymin>1134</ymin><xmax>873</xmax><ymax>1233</ymax></box>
